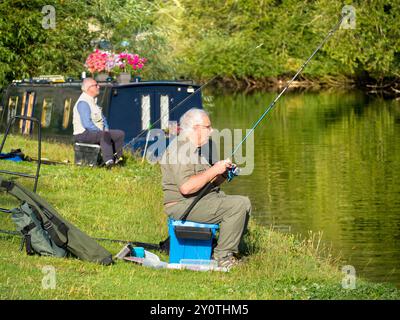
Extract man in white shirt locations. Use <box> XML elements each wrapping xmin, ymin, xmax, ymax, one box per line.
<box><xmin>73</xmin><ymin>78</ymin><xmax>125</xmax><ymax>167</ymax></box>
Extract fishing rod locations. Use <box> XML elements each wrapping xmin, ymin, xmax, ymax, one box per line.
<box><xmin>0</xmin><ymin>228</ymin><xmax>162</xmax><ymax>251</ymax></box>
<box><xmin>24</xmin><ymin>156</ymin><xmax>71</xmax><ymax>166</ymax></box>
<box><xmin>125</xmin><ymin>14</ymin><xmax>344</xmax><ymax>156</ymax></box>
<box><xmin>181</xmin><ymin>14</ymin><xmax>346</xmax><ymax>221</ymax></box>
<box><xmin>231</xmin><ymin>13</ymin><xmax>345</xmax><ymax>158</ymax></box>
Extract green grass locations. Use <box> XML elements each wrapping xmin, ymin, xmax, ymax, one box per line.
<box><xmin>0</xmin><ymin>135</ymin><xmax>399</xmax><ymax>300</ymax></box>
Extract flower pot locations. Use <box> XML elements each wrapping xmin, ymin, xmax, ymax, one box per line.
<box><xmin>95</xmin><ymin>73</ymin><xmax>108</xmax><ymax>82</ymax></box>
<box><xmin>117</xmin><ymin>72</ymin><xmax>131</xmax><ymax>84</ymax></box>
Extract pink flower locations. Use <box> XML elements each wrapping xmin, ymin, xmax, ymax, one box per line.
<box><xmin>85</xmin><ymin>50</ymin><xmax>147</xmax><ymax>75</ymax></box>
<box><xmin>85</xmin><ymin>49</ymin><xmax>108</xmax><ymax>73</ymax></box>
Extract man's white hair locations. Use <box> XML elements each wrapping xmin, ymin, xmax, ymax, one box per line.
<box><xmin>179</xmin><ymin>108</ymin><xmax>209</xmax><ymax>135</ymax></box>
<box><xmin>81</xmin><ymin>77</ymin><xmax>95</xmax><ymax>92</ymax></box>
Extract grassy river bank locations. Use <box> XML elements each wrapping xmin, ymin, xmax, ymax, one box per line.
<box><xmin>0</xmin><ymin>135</ymin><xmax>399</xmax><ymax>300</ymax></box>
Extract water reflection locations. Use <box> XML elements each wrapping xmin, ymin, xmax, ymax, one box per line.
<box><xmin>208</xmin><ymin>90</ymin><xmax>400</xmax><ymax>287</ymax></box>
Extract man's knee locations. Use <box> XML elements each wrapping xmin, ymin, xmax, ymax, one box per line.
<box><xmin>110</xmin><ymin>129</ymin><xmax>125</xmax><ymax>141</ymax></box>
<box><xmin>119</xmin><ymin>130</ymin><xmax>125</xmax><ymax>142</ymax></box>
<box><xmin>101</xmin><ymin>130</ymin><xmax>112</xmax><ymax>142</ymax></box>
<box><xmin>236</xmin><ymin>196</ymin><xmax>252</xmax><ymax>215</ymax></box>
<box><xmin>226</xmin><ymin>195</ymin><xmax>251</xmax><ymax>218</ymax></box>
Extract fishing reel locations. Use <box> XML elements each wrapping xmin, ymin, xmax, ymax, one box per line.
<box><xmin>227</xmin><ymin>165</ymin><xmax>240</xmax><ymax>182</ymax></box>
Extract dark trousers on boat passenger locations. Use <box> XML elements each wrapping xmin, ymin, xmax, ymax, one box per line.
<box><xmin>74</xmin><ymin>129</ymin><xmax>125</xmax><ymax>162</ymax></box>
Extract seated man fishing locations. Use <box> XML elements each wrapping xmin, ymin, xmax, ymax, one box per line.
<box><xmin>73</xmin><ymin>77</ymin><xmax>125</xmax><ymax>167</ymax></box>
<box><xmin>161</xmin><ymin>108</ymin><xmax>251</xmax><ymax>268</ymax></box>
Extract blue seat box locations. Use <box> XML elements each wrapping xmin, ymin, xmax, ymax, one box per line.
<box><xmin>168</xmin><ymin>219</ymin><xmax>219</xmax><ymax>263</ymax></box>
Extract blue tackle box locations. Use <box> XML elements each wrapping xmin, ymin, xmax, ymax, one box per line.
<box><xmin>168</xmin><ymin>219</ymin><xmax>219</xmax><ymax>263</ymax></box>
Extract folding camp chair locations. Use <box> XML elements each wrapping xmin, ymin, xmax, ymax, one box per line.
<box><xmin>0</xmin><ymin>115</ymin><xmax>42</xmax><ymax>193</ymax></box>
<box><xmin>0</xmin><ymin>115</ymin><xmax>41</xmax><ymax>219</ymax></box>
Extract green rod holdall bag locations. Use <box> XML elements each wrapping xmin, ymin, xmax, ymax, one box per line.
<box><xmin>1</xmin><ymin>177</ymin><xmax>113</xmax><ymax>265</ymax></box>
<box><xmin>11</xmin><ymin>202</ymin><xmax>68</xmax><ymax>257</ymax></box>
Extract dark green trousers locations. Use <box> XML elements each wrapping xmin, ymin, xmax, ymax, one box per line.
<box><xmin>165</xmin><ymin>191</ymin><xmax>251</xmax><ymax>260</ymax></box>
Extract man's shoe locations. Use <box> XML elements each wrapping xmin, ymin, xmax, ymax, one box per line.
<box><xmin>105</xmin><ymin>159</ymin><xmax>114</xmax><ymax>169</ymax></box>
<box><xmin>216</xmin><ymin>253</ymin><xmax>240</xmax><ymax>270</ymax></box>
<box><xmin>114</xmin><ymin>156</ymin><xmax>124</xmax><ymax>165</ymax></box>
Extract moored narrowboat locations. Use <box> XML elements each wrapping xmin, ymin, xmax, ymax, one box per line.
<box><xmin>0</xmin><ymin>76</ymin><xmax>203</xmax><ymax>151</ymax></box>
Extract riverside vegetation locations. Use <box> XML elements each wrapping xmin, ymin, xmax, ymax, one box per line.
<box><xmin>0</xmin><ymin>135</ymin><xmax>399</xmax><ymax>299</ymax></box>
<box><xmin>0</xmin><ymin>1</ymin><xmax>399</xmax><ymax>96</ymax></box>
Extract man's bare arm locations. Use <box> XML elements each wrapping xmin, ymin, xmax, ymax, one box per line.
<box><xmin>179</xmin><ymin>159</ymin><xmax>232</xmax><ymax>195</ymax></box>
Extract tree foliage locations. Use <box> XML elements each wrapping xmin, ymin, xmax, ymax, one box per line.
<box><xmin>0</xmin><ymin>0</ymin><xmax>399</xmax><ymax>89</ymax></box>
<box><xmin>0</xmin><ymin>0</ymin><xmax>95</xmax><ymax>87</ymax></box>
<box><xmin>157</xmin><ymin>0</ymin><xmax>400</xmax><ymax>83</ymax></box>
<box><xmin>0</xmin><ymin>0</ymin><xmax>174</xmax><ymax>89</ymax></box>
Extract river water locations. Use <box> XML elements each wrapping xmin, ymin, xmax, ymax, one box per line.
<box><xmin>207</xmin><ymin>89</ymin><xmax>400</xmax><ymax>287</ymax></box>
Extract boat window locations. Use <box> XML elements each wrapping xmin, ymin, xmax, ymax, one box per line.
<box><xmin>7</xmin><ymin>96</ymin><xmax>19</xmax><ymax>122</ymax></box>
<box><xmin>141</xmin><ymin>94</ymin><xmax>151</xmax><ymax>130</ymax></box>
<box><xmin>62</xmin><ymin>98</ymin><xmax>72</xmax><ymax>129</ymax></box>
<box><xmin>160</xmin><ymin>95</ymin><xmax>169</xmax><ymax>130</ymax></box>
<box><xmin>20</xmin><ymin>92</ymin><xmax>35</xmax><ymax>134</ymax></box>
<box><xmin>20</xmin><ymin>92</ymin><xmax>27</xmax><ymax>130</ymax></box>
<box><xmin>41</xmin><ymin>98</ymin><xmax>53</xmax><ymax>128</ymax></box>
